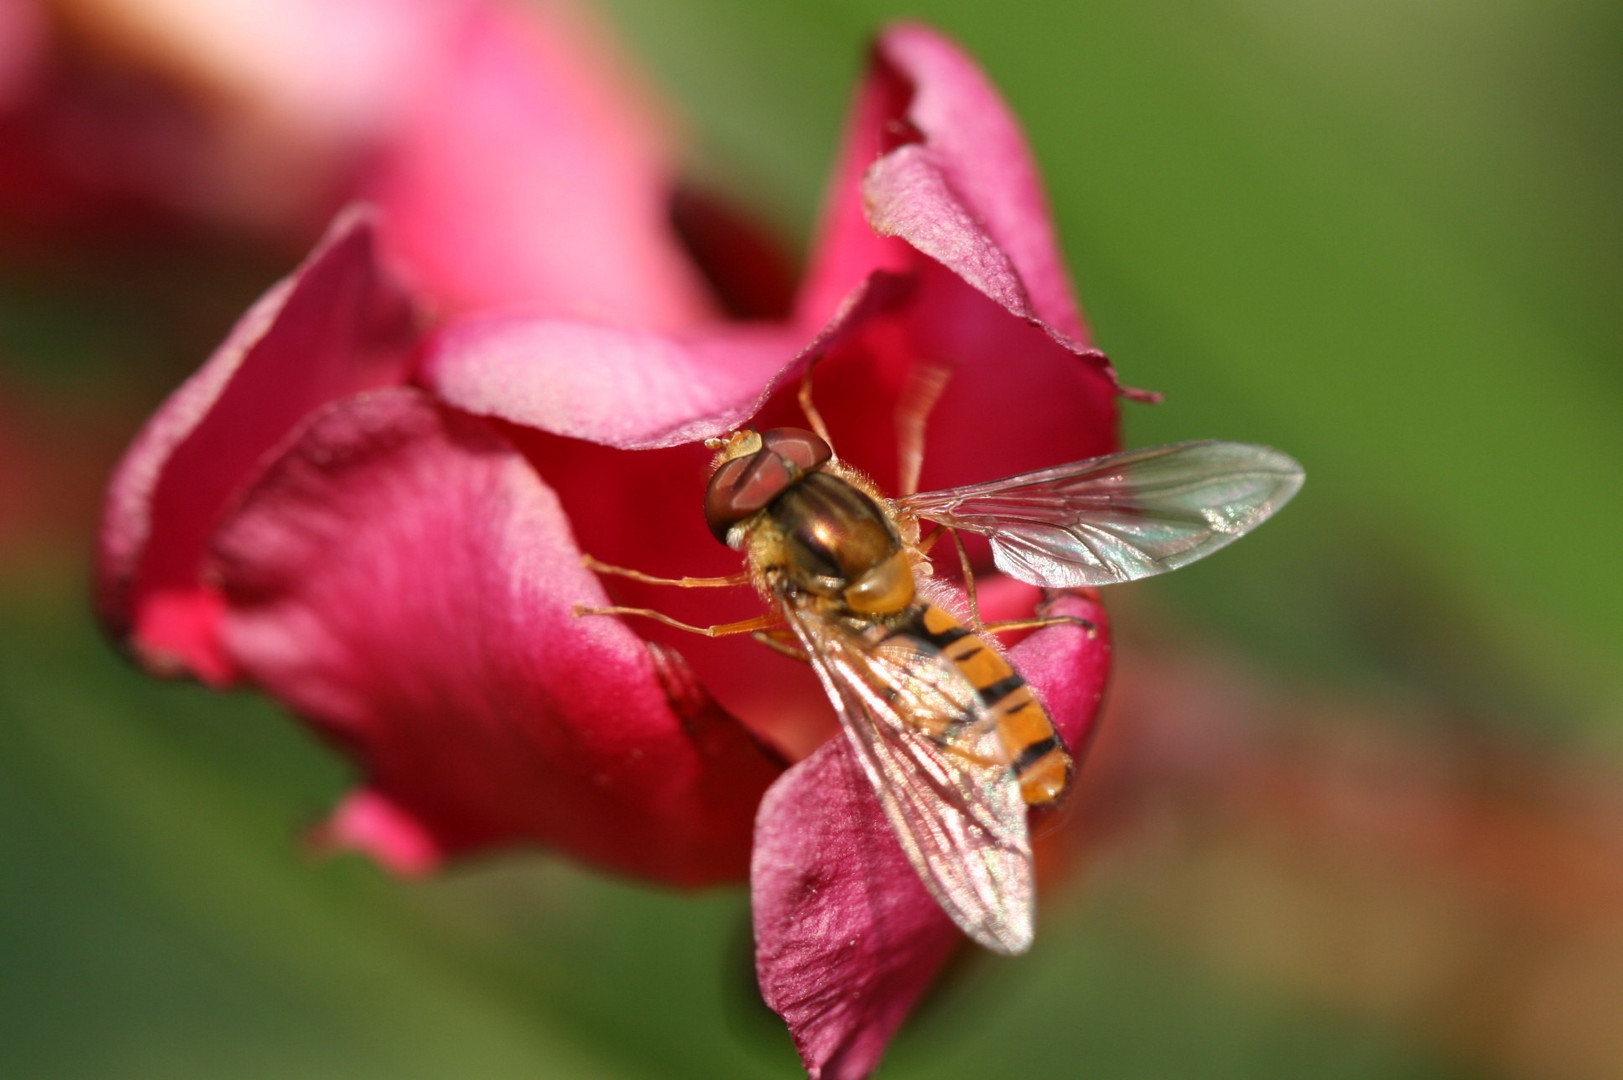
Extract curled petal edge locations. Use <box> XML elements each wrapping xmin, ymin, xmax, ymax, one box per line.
<box><xmin>96</xmin><ymin>205</ymin><xmax>420</xmax><ymax>682</ymax></box>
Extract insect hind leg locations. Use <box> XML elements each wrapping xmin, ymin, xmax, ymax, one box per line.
<box><xmin>572</xmin><ymin>605</ymin><xmax>782</xmax><ymax>637</ymax></box>
<box><xmin>983</xmin><ymin>614</ymin><xmax>1097</xmax><ymax>637</ymax></box>
<box><xmin>936</xmin><ymin>527</ymin><xmax>1096</xmax><ymax>638</ymax></box>
<box><xmin>939</xmin><ymin>526</ymin><xmax>986</xmax><ymax>631</ymax></box>
<box><xmin>581</xmin><ymin>553</ymin><xmax>749</xmax><ymax>589</ymax></box>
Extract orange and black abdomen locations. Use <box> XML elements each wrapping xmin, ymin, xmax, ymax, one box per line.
<box><xmin>909</xmin><ymin>605</ymin><xmax>1072</xmax><ymax>807</ymax></box>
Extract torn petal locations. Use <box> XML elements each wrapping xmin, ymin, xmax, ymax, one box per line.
<box><xmin>753</xmin><ymin>742</ymin><xmax>962</xmax><ymax>1080</ymax></box>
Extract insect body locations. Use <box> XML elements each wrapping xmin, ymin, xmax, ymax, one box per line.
<box><xmin>707</xmin><ymin>431</ymin><xmax>1071</xmax><ymax>794</ymax></box>
<box><xmin>586</xmin><ymin>424</ymin><xmax>1304</xmax><ymax>954</ymax></box>
<box><xmin>703</xmin><ymin>427</ymin><xmax>1065</xmax><ymax>952</ymax></box>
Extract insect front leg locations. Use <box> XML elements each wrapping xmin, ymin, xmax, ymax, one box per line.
<box><xmin>797</xmin><ymin>357</ymin><xmax>834</xmax><ymax>451</ymax></box>
<box><xmin>895</xmin><ymin>359</ymin><xmax>954</xmax><ymax>498</ymax></box>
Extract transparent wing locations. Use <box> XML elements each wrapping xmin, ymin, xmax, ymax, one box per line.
<box><xmin>783</xmin><ymin>605</ymin><xmax>1034</xmax><ymax>955</ymax></box>
<box><xmin>896</xmin><ymin>440</ymin><xmax>1304</xmax><ymax>589</ymax></box>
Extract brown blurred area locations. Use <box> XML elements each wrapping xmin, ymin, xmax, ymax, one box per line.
<box><xmin>1066</xmin><ymin>598</ymin><xmax>1623</xmax><ymax>1080</ymax></box>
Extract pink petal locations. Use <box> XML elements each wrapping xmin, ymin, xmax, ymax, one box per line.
<box><xmin>752</xmin><ymin>589</ymin><xmax>1111</xmax><ymax>1080</ymax></box>
<box><xmin>96</xmin><ymin>207</ymin><xmax>419</xmax><ymax>681</ymax></box>
<box><xmin>421</xmin><ymin>315</ymin><xmax>807</xmax><ymax>449</ymax></box>
<box><xmin>800</xmin><ymin>23</ymin><xmax>1096</xmax><ymax>351</ymax></box>
<box><xmin>361</xmin><ymin>0</ymin><xmax>713</xmax><ymax>327</ymax></box>
<box><xmin>776</xmin><ymin>23</ymin><xmax>1135</xmax><ymax>504</ymax></box>
<box><xmin>752</xmin><ymin>743</ymin><xmax>962</xmax><ymax>1080</ymax></box>
<box><xmin>212</xmin><ymin>387</ymin><xmax>783</xmax><ymax>884</ymax></box>
<box><xmin>793</xmin><ymin>37</ymin><xmax>916</xmax><ymax>332</ymax></box>
<box><xmin>420</xmin><ymin>274</ymin><xmax>906</xmax><ymax>464</ymax></box>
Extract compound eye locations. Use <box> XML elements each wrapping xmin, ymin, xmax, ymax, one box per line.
<box><xmin>704</xmin><ymin>449</ymin><xmax>792</xmax><ymax>542</ymax></box>
<box><xmin>702</xmin><ymin>428</ymin><xmax>833</xmax><ymax>543</ymax></box>
<box><xmin>759</xmin><ymin>428</ymin><xmax>832</xmax><ymax>472</ymax></box>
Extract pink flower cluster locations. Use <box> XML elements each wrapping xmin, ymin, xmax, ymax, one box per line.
<box><xmin>93</xmin><ymin>4</ymin><xmax>1128</xmax><ymax>1076</ymax></box>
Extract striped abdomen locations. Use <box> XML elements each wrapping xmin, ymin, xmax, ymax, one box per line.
<box><xmin>909</xmin><ymin>604</ymin><xmax>1072</xmax><ymax>807</ymax></box>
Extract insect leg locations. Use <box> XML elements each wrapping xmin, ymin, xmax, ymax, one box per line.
<box><xmin>572</xmin><ymin>605</ymin><xmax>783</xmax><ymax>637</ymax></box>
<box><xmin>751</xmin><ymin>629</ymin><xmax>809</xmax><ymax>663</ymax></box>
<box><xmin>913</xmin><ymin>526</ymin><xmax>944</xmax><ymax>555</ymax></box>
<box><xmin>797</xmin><ymin>358</ymin><xmax>834</xmax><ymax>450</ymax></box>
<box><xmin>941</xmin><ymin>522</ymin><xmax>1103</xmax><ymax>636</ymax></box>
<box><xmin>581</xmin><ymin>553</ymin><xmax>750</xmax><ymax>588</ymax></box>
<box><xmin>983</xmin><ymin>614</ymin><xmax>1097</xmax><ymax>636</ymax></box>
<box><xmin>936</xmin><ymin>527</ymin><xmax>1096</xmax><ymax>637</ymax></box>
<box><xmin>944</xmin><ymin>527</ymin><xmax>984</xmax><ymax>631</ymax></box>
<box><xmin>895</xmin><ymin>359</ymin><xmax>953</xmax><ymax>497</ymax></box>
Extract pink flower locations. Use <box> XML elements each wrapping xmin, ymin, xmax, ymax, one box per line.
<box><xmin>0</xmin><ymin>0</ymin><xmax>708</xmax><ymax>309</ymax></box>
<box><xmin>96</xmin><ymin>17</ymin><xmax>1128</xmax><ymax>1079</ymax></box>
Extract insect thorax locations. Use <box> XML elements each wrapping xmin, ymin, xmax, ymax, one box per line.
<box><xmin>748</xmin><ymin>471</ymin><xmax>916</xmax><ymax>616</ymax></box>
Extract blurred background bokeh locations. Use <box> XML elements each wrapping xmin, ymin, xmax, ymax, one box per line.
<box><xmin>3</xmin><ymin>0</ymin><xmax>1619</xmax><ymax>1077</ymax></box>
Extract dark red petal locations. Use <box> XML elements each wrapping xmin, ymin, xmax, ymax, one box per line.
<box><xmin>211</xmin><ymin>387</ymin><xmax>783</xmax><ymax>883</ymax></box>
<box><xmin>96</xmin><ymin>207</ymin><xmax>419</xmax><ymax>682</ymax></box>
<box><xmin>753</xmin><ymin>742</ymin><xmax>962</xmax><ymax>1080</ymax></box>
<box><xmin>781</xmin><ymin>261</ymin><xmax>1122</xmax><ymax>500</ymax></box>
<box><xmin>668</xmin><ymin>183</ymin><xmax>798</xmax><ymax>320</ymax></box>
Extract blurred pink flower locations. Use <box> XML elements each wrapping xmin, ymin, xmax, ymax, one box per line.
<box><xmin>95</xmin><ymin>14</ymin><xmax>1129</xmax><ymax>1078</ymax></box>
<box><xmin>2</xmin><ymin>0</ymin><xmax>720</xmax><ymax>315</ymax></box>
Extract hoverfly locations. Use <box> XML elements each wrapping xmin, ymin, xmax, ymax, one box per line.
<box><xmin>577</xmin><ymin>384</ymin><xmax>1302</xmax><ymax>955</ymax></box>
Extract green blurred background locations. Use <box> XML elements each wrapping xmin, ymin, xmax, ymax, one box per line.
<box><xmin>2</xmin><ymin>0</ymin><xmax>1619</xmax><ymax>1077</ymax></box>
